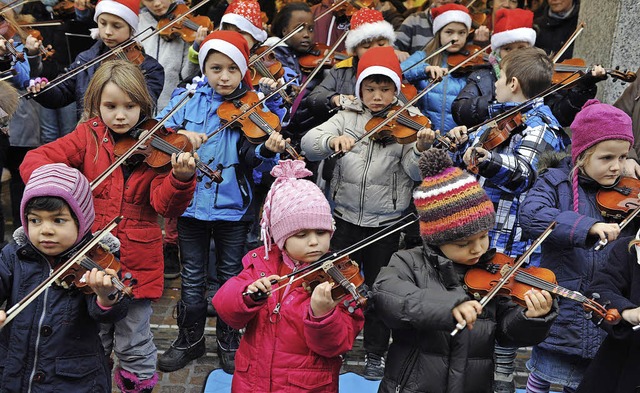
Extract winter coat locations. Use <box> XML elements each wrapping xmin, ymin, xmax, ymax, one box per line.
<box><xmin>452</xmin><ymin>65</ymin><xmax>599</xmax><ymax>128</ymax></box>
<box><xmin>614</xmin><ymin>66</ymin><xmax>640</xmax><ymax>159</ymax></box>
<box><xmin>519</xmin><ymin>155</ymin><xmax>638</xmax><ymax>359</ymax></box>
<box><xmin>534</xmin><ymin>3</ymin><xmax>580</xmax><ymax>62</ymax></box>
<box><xmin>576</xmin><ymin>236</ymin><xmax>640</xmax><ymax>393</ymax></box>
<box><xmin>213</xmin><ymin>246</ymin><xmax>364</xmax><ymax>393</ymax></box>
<box><xmin>301</xmin><ymin>105</ymin><xmax>422</xmax><ymax>227</ymax></box>
<box><xmin>310</xmin><ymin>0</ymin><xmax>350</xmax><ymax>53</ymax></box>
<box><xmin>402</xmin><ymin>53</ymin><xmax>467</xmax><ymax>133</ymax></box>
<box><xmin>19</xmin><ymin>117</ymin><xmax>196</xmax><ymax>299</ymax></box>
<box><xmin>0</xmin><ymin>230</ymin><xmax>129</xmax><ymax>393</ymax></box>
<box><xmin>394</xmin><ymin>11</ymin><xmax>434</xmax><ymax>55</ymax></box>
<box><xmin>157</xmin><ymin>86</ymin><xmax>279</xmax><ymax>222</ymax></box>
<box><xmin>373</xmin><ymin>245</ymin><xmax>557</xmax><ymax>393</ymax></box>
<box><xmin>33</xmin><ymin>41</ymin><xmax>165</xmax><ymax>119</ymax></box>
<box><xmin>452</xmin><ymin>99</ymin><xmax>565</xmax><ymax>257</ymax></box>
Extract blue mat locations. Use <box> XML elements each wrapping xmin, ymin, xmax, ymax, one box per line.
<box><xmin>203</xmin><ymin>369</ymin><xmax>381</xmax><ymax>392</ymax></box>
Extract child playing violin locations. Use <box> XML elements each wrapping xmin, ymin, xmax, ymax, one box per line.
<box><xmin>27</xmin><ymin>0</ymin><xmax>165</xmax><ymax>119</ymax></box>
<box><xmin>20</xmin><ymin>60</ymin><xmax>197</xmax><ymax>393</ymax></box>
<box><xmin>301</xmin><ymin>46</ymin><xmax>432</xmax><ymax>380</ymax></box>
<box><xmin>372</xmin><ymin>148</ymin><xmax>556</xmax><ymax>393</ymax></box>
<box><xmin>520</xmin><ymin>100</ymin><xmax>638</xmax><ymax>393</ymax></box>
<box><xmin>0</xmin><ymin>163</ymin><xmax>130</xmax><ymax>392</ymax></box>
<box><xmin>212</xmin><ymin>159</ymin><xmax>364</xmax><ymax>392</ymax></box>
<box><xmin>155</xmin><ymin>30</ymin><xmax>288</xmax><ymax>374</ymax></box>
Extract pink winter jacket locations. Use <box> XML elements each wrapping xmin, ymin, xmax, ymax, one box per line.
<box><xmin>213</xmin><ymin>246</ymin><xmax>364</xmax><ymax>392</ymax></box>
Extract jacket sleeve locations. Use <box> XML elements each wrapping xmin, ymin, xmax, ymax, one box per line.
<box><xmin>494</xmin><ymin>296</ymin><xmax>558</xmax><ymax>348</ymax></box>
<box><xmin>0</xmin><ymin>249</ymin><xmax>14</xmax><ymax>306</ymax></box>
<box><xmin>401</xmin><ymin>144</ymin><xmax>423</xmax><ymax>182</ymax></box>
<box><xmin>149</xmin><ymin>171</ymin><xmax>196</xmax><ymax>218</ymax></box>
<box><xmin>300</xmin><ymin>112</ymin><xmax>347</xmax><ymax>162</ymax></box>
<box><xmin>373</xmin><ymin>252</ymin><xmax>469</xmax><ymax>331</ymax></box>
<box><xmin>545</xmin><ymin>74</ymin><xmax>599</xmax><ymax>127</ymax></box>
<box><xmin>401</xmin><ymin>51</ymin><xmax>429</xmax><ymax>84</ymax></box>
<box><xmin>451</xmin><ymin>70</ymin><xmax>493</xmax><ymax>127</ymax></box>
<box><xmin>87</xmin><ymin>294</ymin><xmax>131</xmax><ymax>323</ymax></box>
<box><xmin>32</xmin><ymin>57</ymin><xmax>81</xmax><ymax>109</ymax></box>
<box><xmin>394</xmin><ymin>13</ymin><xmax>418</xmax><ymax>53</ymax></box>
<box><xmin>303</xmin><ymin>305</ymin><xmax>364</xmax><ymax>358</ymax></box>
<box><xmin>302</xmin><ymin>67</ymin><xmax>341</xmax><ymax>119</ymax></box>
<box><xmin>519</xmin><ymin>169</ymin><xmax>600</xmax><ymax>248</ymax></box>
<box><xmin>141</xmin><ymin>55</ymin><xmax>165</xmax><ymax>108</ymax></box>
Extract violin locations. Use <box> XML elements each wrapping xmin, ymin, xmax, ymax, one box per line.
<box><xmin>217</xmin><ymin>90</ymin><xmax>303</xmax><ymax>160</ymax></box>
<box><xmin>52</xmin><ymin>0</ymin><xmax>75</xmax><ymax>16</ymax></box>
<box><xmin>552</xmin><ymin>58</ymin><xmax>637</xmax><ymax>85</ymax></box>
<box><xmin>0</xmin><ymin>39</ymin><xmax>24</xmax><ymax>62</ymax></box>
<box><xmin>298</xmin><ymin>43</ymin><xmax>349</xmax><ymax>73</ymax></box>
<box><xmin>596</xmin><ymin>176</ymin><xmax>640</xmax><ymax>220</ymax></box>
<box><xmin>447</xmin><ymin>44</ymin><xmax>489</xmax><ymax>73</ymax></box>
<box><xmin>113</xmin><ymin>118</ymin><xmax>223</xmax><ymax>187</ymax></box>
<box><xmin>103</xmin><ymin>42</ymin><xmax>145</xmax><ymax>65</ymax></box>
<box><xmin>464</xmin><ymin>251</ymin><xmax>621</xmax><ymax>325</ymax></box>
<box><xmin>249</xmin><ymin>46</ymin><xmax>292</xmax><ymax>104</ymax></box>
<box><xmin>467</xmin><ymin>111</ymin><xmax>524</xmax><ymax>174</ymax></box>
<box><xmin>157</xmin><ymin>3</ymin><xmax>213</xmax><ymax>43</ymax></box>
<box><xmin>23</xmin><ymin>27</ymin><xmax>55</xmax><ymax>61</ymax></box>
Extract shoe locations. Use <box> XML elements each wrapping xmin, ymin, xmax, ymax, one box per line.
<box><xmin>158</xmin><ymin>334</ymin><xmax>205</xmax><ymax>372</ymax></box>
<box><xmin>217</xmin><ymin>341</ymin><xmax>237</xmax><ymax>374</ymax></box>
<box><xmin>493</xmin><ymin>377</ymin><xmax>515</xmax><ymax>393</ymax></box>
<box><xmin>363</xmin><ymin>353</ymin><xmax>385</xmax><ymax>381</ymax></box>
<box><xmin>206</xmin><ymin>288</ymin><xmax>218</xmax><ymax>317</ymax></box>
<box><xmin>157</xmin><ymin>302</ymin><xmax>206</xmax><ymax>372</ymax></box>
<box><xmin>217</xmin><ymin>322</ymin><xmax>241</xmax><ymax>374</ymax></box>
<box><xmin>163</xmin><ymin>243</ymin><xmax>180</xmax><ymax>279</ymax></box>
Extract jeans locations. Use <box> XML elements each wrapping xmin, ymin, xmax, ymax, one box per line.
<box><xmin>331</xmin><ymin>217</ymin><xmax>400</xmax><ymax>356</ymax></box>
<box><xmin>39</xmin><ymin>103</ymin><xmax>77</xmax><ymax>144</ymax></box>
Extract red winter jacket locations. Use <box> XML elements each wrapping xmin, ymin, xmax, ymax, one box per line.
<box><xmin>20</xmin><ymin>117</ymin><xmax>196</xmax><ymax>299</ymax></box>
<box><xmin>213</xmin><ymin>246</ymin><xmax>364</xmax><ymax>392</ymax></box>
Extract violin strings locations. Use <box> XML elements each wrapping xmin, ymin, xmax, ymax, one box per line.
<box><xmin>78</xmin><ymin>257</ymin><xmax>126</xmax><ymax>291</ymax></box>
<box><xmin>513</xmin><ymin>270</ymin><xmax>587</xmax><ymax>302</ymax></box>
<box><xmin>145</xmin><ymin>133</ymin><xmax>218</xmax><ymax>178</ymax></box>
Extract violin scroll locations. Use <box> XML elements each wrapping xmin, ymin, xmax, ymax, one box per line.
<box><xmin>583</xmin><ymin>293</ymin><xmax>621</xmax><ymax>325</ymax></box>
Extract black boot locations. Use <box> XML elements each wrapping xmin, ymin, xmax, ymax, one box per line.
<box><xmin>216</xmin><ymin>317</ymin><xmax>241</xmax><ymax>374</ymax></box>
<box><xmin>163</xmin><ymin>243</ymin><xmax>181</xmax><ymax>279</ymax></box>
<box><xmin>157</xmin><ymin>301</ymin><xmax>206</xmax><ymax>372</ymax></box>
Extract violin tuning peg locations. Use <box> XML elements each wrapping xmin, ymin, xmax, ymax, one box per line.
<box><xmin>584</xmin><ymin>311</ymin><xmax>593</xmax><ymax>320</ymax></box>
<box><xmin>205</xmin><ymin>181</ymin><xmax>212</xmax><ymax>189</ymax></box>
<box><xmin>196</xmin><ymin>174</ymin><xmax>203</xmax><ymax>182</ymax></box>
<box><xmin>124</xmin><ymin>272</ymin><xmax>133</xmax><ymax>280</ymax></box>
<box><xmin>591</xmin><ymin>292</ymin><xmax>601</xmax><ymax>300</ymax></box>
<box><xmin>207</xmin><ymin>158</ymin><xmax>214</xmax><ymax>165</ymax></box>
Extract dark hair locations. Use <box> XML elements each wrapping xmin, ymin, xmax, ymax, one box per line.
<box><xmin>25</xmin><ymin>196</ymin><xmax>79</xmax><ymax>226</ymax></box>
<box><xmin>361</xmin><ymin>74</ymin><xmax>396</xmax><ymax>87</ymax></box>
<box><xmin>500</xmin><ymin>47</ymin><xmax>553</xmax><ymax>98</ymax></box>
<box><xmin>270</xmin><ymin>2</ymin><xmax>311</xmax><ymax>38</ymax></box>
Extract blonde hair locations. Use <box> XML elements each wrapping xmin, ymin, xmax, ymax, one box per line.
<box><xmin>0</xmin><ymin>80</ymin><xmax>19</xmax><ymax>119</ymax></box>
<box><xmin>82</xmin><ymin>60</ymin><xmax>153</xmax><ymax>122</ymax></box>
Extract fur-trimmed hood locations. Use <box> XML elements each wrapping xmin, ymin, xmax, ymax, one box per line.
<box><xmin>536</xmin><ymin>148</ymin><xmax>571</xmax><ymax>173</ymax></box>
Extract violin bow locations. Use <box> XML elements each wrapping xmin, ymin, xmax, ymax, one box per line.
<box><xmin>551</xmin><ymin>22</ymin><xmax>586</xmax><ymax>64</ymax></box>
<box><xmin>137</xmin><ymin>0</ymin><xmax>209</xmax><ymax>42</ymax></box>
<box><xmin>313</xmin><ymin>0</ymin><xmax>348</xmax><ymax>22</ymax></box>
<box><xmin>0</xmin><ymin>216</ymin><xmax>123</xmax><ymax>328</ymax></box>
<box><xmin>330</xmin><ymin>44</ymin><xmax>492</xmax><ymax>159</ymax></box>
<box><xmin>242</xmin><ymin>213</ymin><xmax>419</xmax><ymax>297</ymax></box>
<box><xmin>90</xmin><ymin>90</ymin><xmax>195</xmax><ymax>191</ymax></box>
<box><xmin>0</xmin><ymin>0</ymin><xmax>36</xmax><ymax>13</ymax></box>
<box><xmin>594</xmin><ymin>206</ymin><xmax>640</xmax><ymax>251</ymax></box>
<box><xmin>0</xmin><ymin>68</ymin><xmax>16</xmax><ymax>81</ymax></box>
<box><xmin>205</xmin><ymin>77</ymin><xmax>297</xmax><ymax>139</ymax></box>
<box><xmin>294</xmin><ymin>30</ymin><xmax>349</xmax><ymax>98</ymax></box>
<box><xmin>401</xmin><ymin>41</ymin><xmax>454</xmax><ymax>74</ymax></box>
<box><xmin>450</xmin><ymin>221</ymin><xmax>557</xmax><ymax>337</ymax></box>
<box><xmin>248</xmin><ymin>24</ymin><xmax>305</xmax><ymax>67</ymax></box>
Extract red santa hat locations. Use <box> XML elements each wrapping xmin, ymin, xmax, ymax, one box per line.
<box><xmin>199</xmin><ymin>30</ymin><xmax>253</xmax><ymax>87</ymax></box>
<box><xmin>355</xmin><ymin>46</ymin><xmax>401</xmax><ymax>100</ymax></box>
<box><xmin>344</xmin><ymin>8</ymin><xmax>395</xmax><ymax>55</ymax></box>
<box><xmin>431</xmin><ymin>4</ymin><xmax>471</xmax><ymax>35</ymax></box>
<box><xmin>93</xmin><ymin>0</ymin><xmax>140</xmax><ymax>32</ymax></box>
<box><xmin>220</xmin><ymin>0</ymin><xmax>267</xmax><ymax>43</ymax></box>
<box><xmin>491</xmin><ymin>8</ymin><xmax>537</xmax><ymax>51</ymax></box>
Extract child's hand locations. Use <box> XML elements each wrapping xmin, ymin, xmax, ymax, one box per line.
<box><xmin>623</xmin><ymin>158</ymin><xmax>640</xmax><ymax>179</ymax></box>
<box><xmin>424</xmin><ymin>66</ymin><xmax>448</xmax><ymax>81</ymax></box>
<box><xmin>26</xmin><ymin>77</ymin><xmax>49</xmax><ymax>94</ymax></box>
<box><xmin>171</xmin><ymin>151</ymin><xmax>197</xmax><ymax>181</ymax></box>
<box><xmin>246</xmin><ymin>274</ymin><xmax>281</xmax><ymax>298</ymax></box>
<box><xmin>395</xmin><ymin>49</ymin><xmax>410</xmax><ymax>63</ymax></box>
<box><xmin>463</xmin><ymin>146</ymin><xmax>490</xmax><ymax>166</ymax></box>
<box><xmin>24</xmin><ymin>34</ymin><xmax>42</xmax><ymax>56</ymax></box>
<box><xmin>329</xmin><ymin>135</ymin><xmax>356</xmax><ymax>153</ymax></box>
<box><xmin>590</xmin><ymin>65</ymin><xmax>607</xmax><ymax>79</ymax></box>
<box><xmin>621</xmin><ymin>306</ymin><xmax>640</xmax><ymax>326</ymax></box>
<box><xmin>473</xmin><ymin>25</ymin><xmax>490</xmax><ymax>43</ymax></box>
<box><xmin>588</xmin><ymin>222</ymin><xmax>621</xmax><ymax>243</ymax></box>
<box><xmin>0</xmin><ymin>310</ymin><xmax>5</xmax><ymax>325</ymax></box>
<box><xmin>177</xmin><ymin>130</ymin><xmax>208</xmax><ymax>149</ymax></box>
<box><xmin>264</xmin><ymin>131</ymin><xmax>288</xmax><ymax>153</ymax></box>
<box><xmin>416</xmin><ymin>128</ymin><xmax>437</xmax><ymax>152</ymax></box>
<box><xmin>524</xmin><ymin>289</ymin><xmax>553</xmax><ymax>318</ymax></box>
<box><xmin>85</xmin><ymin>267</ymin><xmax>118</xmax><ymax>307</ymax></box>
<box><xmin>193</xmin><ymin>26</ymin><xmax>208</xmax><ymax>48</ymax></box>
<box><xmin>258</xmin><ymin>77</ymin><xmax>280</xmax><ymax>96</ymax></box>
<box><xmin>446</xmin><ymin>125</ymin><xmax>469</xmax><ymax>145</ymax></box>
<box><xmin>310</xmin><ymin>281</ymin><xmax>340</xmax><ymax>317</ymax></box>
<box><xmin>0</xmin><ymin>37</ymin><xmax>11</xmax><ymax>57</ymax></box>
<box><xmin>452</xmin><ymin>300</ymin><xmax>482</xmax><ymax>330</ymax></box>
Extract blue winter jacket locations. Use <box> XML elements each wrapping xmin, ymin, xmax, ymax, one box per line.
<box><xmin>0</xmin><ymin>232</ymin><xmax>129</xmax><ymax>393</ymax></box>
<box><xmin>157</xmin><ymin>84</ymin><xmax>279</xmax><ymax>222</ymax></box>
<box><xmin>519</xmin><ymin>156</ymin><xmax>638</xmax><ymax>359</ymax></box>
<box><xmin>33</xmin><ymin>41</ymin><xmax>165</xmax><ymax>119</ymax></box>
<box><xmin>402</xmin><ymin>52</ymin><xmax>466</xmax><ymax>133</ymax></box>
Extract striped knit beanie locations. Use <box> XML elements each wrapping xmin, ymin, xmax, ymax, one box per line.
<box><xmin>21</xmin><ymin>164</ymin><xmax>95</xmax><ymax>246</ymax></box>
<box><xmin>260</xmin><ymin>160</ymin><xmax>333</xmax><ymax>262</ymax></box>
<box><xmin>413</xmin><ymin>149</ymin><xmax>495</xmax><ymax>245</ymax></box>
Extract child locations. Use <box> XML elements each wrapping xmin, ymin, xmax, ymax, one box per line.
<box><xmin>155</xmin><ymin>30</ymin><xmax>287</xmax><ymax>374</ymax></box>
<box><xmin>373</xmin><ymin>148</ymin><xmax>556</xmax><ymax>393</ymax></box>
<box><xmin>452</xmin><ymin>8</ymin><xmax>606</xmax><ymax>128</ymax></box>
<box><xmin>20</xmin><ymin>60</ymin><xmax>197</xmax><ymax>393</ymax></box>
<box><xmin>0</xmin><ymin>163</ymin><xmax>130</xmax><ymax>392</ymax></box>
<box><xmin>519</xmin><ymin>100</ymin><xmax>638</xmax><ymax>392</ymax></box>
<box><xmin>212</xmin><ymin>159</ymin><xmax>364</xmax><ymax>392</ymax></box>
<box><xmin>301</xmin><ymin>46</ymin><xmax>432</xmax><ymax>380</ymax></box>
<box><xmin>27</xmin><ymin>0</ymin><xmax>165</xmax><ymax>119</ymax></box>
<box><xmin>400</xmin><ymin>3</ymin><xmax>472</xmax><ymax>133</ymax></box>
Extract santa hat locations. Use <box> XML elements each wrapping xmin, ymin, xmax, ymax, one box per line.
<box><xmin>220</xmin><ymin>0</ymin><xmax>267</xmax><ymax>43</ymax></box>
<box><xmin>94</xmin><ymin>0</ymin><xmax>139</xmax><ymax>32</ymax></box>
<box><xmin>199</xmin><ymin>30</ymin><xmax>252</xmax><ymax>87</ymax></box>
<box><xmin>355</xmin><ymin>46</ymin><xmax>401</xmax><ymax>101</ymax></box>
<box><xmin>431</xmin><ymin>4</ymin><xmax>471</xmax><ymax>35</ymax></box>
<box><xmin>491</xmin><ymin>8</ymin><xmax>536</xmax><ymax>51</ymax></box>
<box><xmin>344</xmin><ymin>8</ymin><xmax>395</xmax><ymax>55</ymax></box>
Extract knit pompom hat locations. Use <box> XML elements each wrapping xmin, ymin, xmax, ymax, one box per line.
<box><xmin>20</xmin><ymin>164</ymin><xmax>95</xmax><ymax>246</ymax></box>
<box><xmin>413</xmin><ymin>149</ymin><xmax>495</xmax><ymax>245</ymax></box>
<box><xmin>94</xmin><ymin>0</ymin><xmax>140</xmax><ymax>32</ymax></box>
<box><xmin>260</xmin><ymin>160</ymin><xmax>334</xmax><ymax>260</ymax></box>
<box><xmin>344</xmin><ymin>8</ymin><xmax>395</xmax><ymax>55</ymax></box>
<box><xmin>570</xmin><ymin>99</ymin><xmax>634</xmax><ymax>212</ymax></box>
<box><xmin>220</xmin><ymin>0</ymin><xmax>268</xmax><ymax>43</ymax></box>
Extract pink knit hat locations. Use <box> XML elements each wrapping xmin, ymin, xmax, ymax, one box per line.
<box><xmin>21</xmin><ymin>163</ymin><xmax>95</xmax><ymax>246</ymax></box>
<box><xmin>260</xmin><ymin>160</ymin><xmax>333</xmax><ymax>258</ymax></box>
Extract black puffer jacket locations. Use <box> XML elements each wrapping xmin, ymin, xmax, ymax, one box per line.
<box><xmin>373</xmin><ymin>245</ymin><xmax>558</xmax><ymax>393</ymax></box>
<box><xmin>534</xmin><ymin>2</ymin><xmax>580</xmax><ymax>62</ymax></box>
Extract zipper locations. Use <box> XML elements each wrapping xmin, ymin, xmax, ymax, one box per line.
<box><xmin>27</xmin><ymin>267</ymin><xmax>53</xmax><ymax>393</ymax></box>
<box><xmin>395</xmin><ymin>347</ymin><xmax>419</xmax><ymax>393</ymax></box>
<box><xmin>440</xmin><ymin>76</ymin><xmax>448</xmax><ymax>132</ymax></box>
<box><xmin>357</xmin><ymin>138</ymin><xmax>375</xmax><ymax>225</ymax></box>
<box><xmin>392</xmin><ymin>172</ymin><xmax>397</xmax><ymax>210</ymax></box>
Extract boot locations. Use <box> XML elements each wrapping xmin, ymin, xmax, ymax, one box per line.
<box><xmin>163</xmin><ymin>243</ymin><xmax>181</xmax><ymax>279</ymax></box>
<box><xmin>114</xmin><ymin>367</ymin><xmax>158</xmax><ymax>393</ymax></box>
<box><xmin>216</xmin><ymin>317</ymin><xmax>241</xmax><ymax>374</ymax></box>
<box><xmin>157</xmin><ymin>301</ymin><xmax>206</xmax><ymax>372</ymax></box>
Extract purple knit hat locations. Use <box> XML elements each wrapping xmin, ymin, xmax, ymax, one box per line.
<box><xmin>260</xmin><ymin>160</ymin><xmax>333</xmax><ymax>260</ymax></box>
<box><xmin>20</xmin><ymin>163</ymin><xmax>95</xmax><ymax>245</ymax></box>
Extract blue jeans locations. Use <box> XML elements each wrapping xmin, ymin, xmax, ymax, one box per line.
<box><xmin>39</xmin><ymin>103</ymin><xmax>77</xmax><ymax>144</ymax></box>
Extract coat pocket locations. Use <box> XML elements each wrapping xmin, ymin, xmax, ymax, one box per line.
<box><xmin>120</xmin><ymin>226</ymin><xmax>163</xmax><ymax>272</ymax></box>
<box><xmin>55</xmin><ymin>354</ymin><xmax>99</xmax><ymax>378</ymax></box>
<box><xmin>286</xmin><ymin>369</ymin><xmax>335</xmax><ymax>392</ymax></box>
